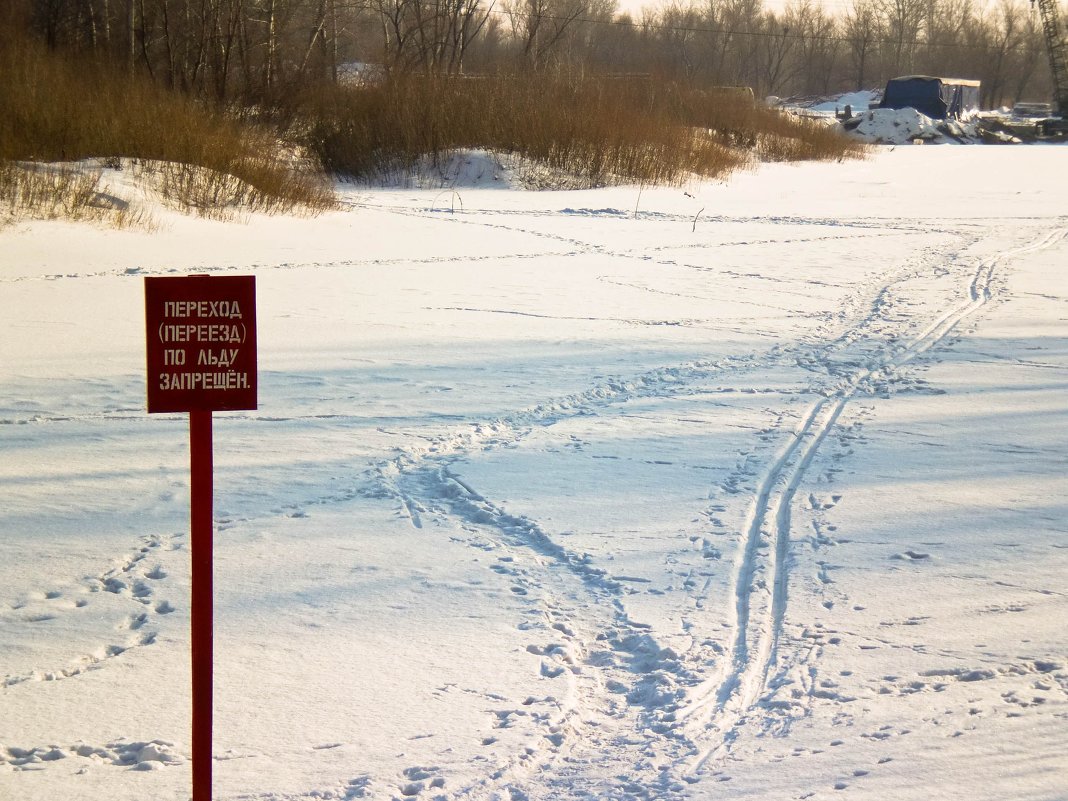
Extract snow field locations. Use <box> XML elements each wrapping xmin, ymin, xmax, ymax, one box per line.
<box><xmin>1</xmin><ymin>147</ymin><xmax>1066</xmax><ymax>800</ymax></box>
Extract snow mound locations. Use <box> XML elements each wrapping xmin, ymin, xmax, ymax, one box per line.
<box><xmin>354</xmin><ymin>149</ymin><xmax>519</xmax><ymax>190</ymax></box>
<box><xmin>434</xmin><ymin>150</ymin><xmax>518</xmax><ymax>189</ymax></box>
<box><xmin>775</xmin><ymin>90</ymin><xmax>878</xmax><ymax>120</ymax></box>
<box><xmin>344</xmin><ymin>148</ymin><xmax>601</xmax><ymax>192</ymax></box>
<box><xmin>846</xmin><ymin>107</ymin><xmax>981</xmax><ymax>145</ymax></box>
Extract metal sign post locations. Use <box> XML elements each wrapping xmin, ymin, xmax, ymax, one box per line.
<box><xmin>189</xmin><ymin>408</ymin><xmax>213</xmax><ymax>800</ymax></box>
<box><xmin>145</xmin><ymin>275</ymin><xmax>257</xmax><ymax>800</ymax></box>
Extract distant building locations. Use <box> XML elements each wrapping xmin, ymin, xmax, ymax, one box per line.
<box><xmin>879</xmin><ymin>76</ymin><xmax>981</xmax><ymax>120</ymax></box>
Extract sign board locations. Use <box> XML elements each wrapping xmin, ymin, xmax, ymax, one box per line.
<box><xmin>145</xmin><ymin>274</ymin><xmax>258</xmax><ymax>799</ymax></box>
<box><xmin>145</xmin><ymin>275</ymin><xmax>257</xmax><ymax>413</ymax></box>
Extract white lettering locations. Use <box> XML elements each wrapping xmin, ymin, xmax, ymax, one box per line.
<box><xmin>196</xmin><ymin>349</ymin><xmax>239</xmax><ymax>368</ymax></box>
<box><xmin>159</xmin><ymin>371</ymin><xmax>250</xmax><ymax>391</ymax></box>
<box><xmin>163</xmin><ymin>349</ymin><xmax>186</xmax><ymax>366</ymax></box>
<box><xmin>159</xmin><ymin>324</ymin><xmax>242</xmax><ymax>344</ymax></box>
<box><xmin>163</xmin><ymin>300</ymin><xmax>244</xmax><ymax>320</ymax></box>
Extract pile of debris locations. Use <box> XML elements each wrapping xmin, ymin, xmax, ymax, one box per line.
<box><xmin>841</xmin><ymin>107</ymin><xmax>993</xmax><ymax>144</ymax></box>
<box><xmin>777</xmin><ymin>88</ymin><xmax>1062</xmax><ymax>144</ymax></box>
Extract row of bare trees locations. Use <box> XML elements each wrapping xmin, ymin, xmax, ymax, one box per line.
<box><xmin>610</xmin><ymin>0</ymin><xmax>1053</xmax><ymax>106</ymax></box>
<box><xmin>19</xmin><ymin>0</ymin><xmax>355</xmax><ymax>99</ymax></box>
<box><xmin>5</xmin><ymin>0</ymin><xmax>1060</xmax><ymax>106</ymax></box>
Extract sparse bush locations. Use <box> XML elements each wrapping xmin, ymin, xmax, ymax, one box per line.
<box><xmin>296</xmin><ymin>74</ymin><xmax>863</xmax><ymax>188</ymax></box>
<box><xmin>0</xmin><ymin>161</ymin><xmax>148</xmax><ymax>227</ymax></box>
<box><xmin>0</xmin><ymin>35</ymin><xmax>335</xmax><ymax>220</ymax></box>
<box><xmin>297</xmin><ymin>76</ymin><xmax>741</xmax><ymax>187</ymax></box>
<box><xmin>749</xmin><ymin>111</ymin><xmax>863</xmax><ymax>162</ymax></box>
<box><xmin>136</xmin><ymin>154</ymin><xmax>335</xmax><ymax>219</ymax></box>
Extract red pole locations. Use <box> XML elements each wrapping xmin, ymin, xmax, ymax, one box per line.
<box><xmin>190</xmin><ymin>410</ymin><xmax>214</xmax><ymax>800</ymax></box>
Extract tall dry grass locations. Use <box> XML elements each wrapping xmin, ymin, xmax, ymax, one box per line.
<box><xmin>0</xmin><ymin>35</ymin><xmax>335</xmax><ymax>221</ymax></box>
<box><xmin>297</xmin><ymin>75</ymin><xmax>864</xmax><ymax>187</ymax></box>
<box><xmin>0</xmin><ymin>161</ymin><xmax>147</xmax><ymax>227</ymax></box>
<box><xmin>299</xmin><ymin>76</ymin><xmax>742</xmax><ymax>187</ymax></box>
<box><xmin>1</xmin><ymin>29</ymin><xmax>863</xmax><ymax>225</ymax></box>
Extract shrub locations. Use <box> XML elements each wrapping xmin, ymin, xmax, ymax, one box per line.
<box><xmin>296</xmin><ymin>74</ymin><xmax>864</xmax><ymax>188</ymax></box>
<box><xmin>0</xmin><ymin>35</ymin><xmax>335</xmax><ymax>220</ymax></box>
<box><xmin>299</xmin><ymin>75</ymin><xmax>746</xmax><ymax>187</ymax></box>
<box><xmin>0</xmin><ymin>161</ymin><xmax>146</xmax><ymax>227</ymax></box>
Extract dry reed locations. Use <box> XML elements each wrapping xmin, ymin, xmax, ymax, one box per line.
<box><xmin>0</xmin><ymin>36</ymin><xmax>335</xmax><ymax>221</ymax></box>
<box><xmin>299</xmin><ymin>74</ymin><xmax>864</xmax><ymax>187</ymax></box>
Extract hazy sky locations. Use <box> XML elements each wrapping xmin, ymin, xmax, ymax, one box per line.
<box><xmin>612</xmin><ymin>0</ymin><xmax>855</xmax><ymax>18</ymax></box>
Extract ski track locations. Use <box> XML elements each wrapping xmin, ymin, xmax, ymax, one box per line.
<box><xmin>357</xmin><ymin>221</ymin><xmax>1067</xmax><ymax>800</ymax></box>
<box><xmin>0</xmin><ymin>208</ymin><xmax>954</xmax><ymax>287</ymax></box>
<box><xmin>680</xmin><ymin>224</ymin><xmax>1068</xmax><ymax>777</ymax></box>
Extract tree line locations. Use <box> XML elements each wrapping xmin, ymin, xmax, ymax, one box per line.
<box><xmin>4</xmin><ymin>0</ymin><xmax>1060</xmax><ymax>107</ymax></box>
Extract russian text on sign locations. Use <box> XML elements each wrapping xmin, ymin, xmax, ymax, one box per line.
<box><xmin>145</xmin><ymin>275</ymin><xmax>257</xmax><ymax>414</ymax></box>
<box><xmin>163</xmin><ymin>300</ymin><xmax>244</xmax><ymax>319</ymax></box>
<box><xmin>159</xmin><ymin>323</ymin><xmax>245</xmax><ymax>344</ymax></box>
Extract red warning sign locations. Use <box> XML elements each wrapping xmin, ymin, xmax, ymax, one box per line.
<box><xmin>145</xmin><ymin>275</ymin><xmax>258</xmax><ymax>413</ymax></box>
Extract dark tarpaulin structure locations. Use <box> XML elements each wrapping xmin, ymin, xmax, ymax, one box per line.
<box><xmin>880</xmin><ymin>76</ymin><xmax>981</xmax><ymax>120</ymax></box>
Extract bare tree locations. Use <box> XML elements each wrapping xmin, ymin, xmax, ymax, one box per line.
<box><xmin>11</xmin><ymin>0</ymin><xmax>1061</xmax><ymax>105</ymax></box>
<box><xmin>716</xmin><ymin>0</ymin><xmax>767</xmax><ymax>89</ymax></box>
<box><xmin>843</xmin><ymin>0</ymin><xmax>880</xmax><ymax>88</ymax></box>
<box><xmin>875</xmin><ymin>0</ymin><xmax>927</xmax><ymax>75</ymax></box>
<box><xmin>505</xmin><ymin>0</ymin><xmax>591</xmax><ymax>70</ymax></box>
<box><xmin>789</xmin><ymin>0</ymin><xmax>842</xmax><ymax>95</ymax></box>
<box><xmin>755</xmin><ymin>11</ymin><xmax>795</xmax><ymax>94</ymax></box>
<box><xmin>1010</xmin><ymin>0</ymin><xmax>1046</xmax><ymax>102</ymax></box>
<box><xmin>653</xmin><ymin>2</ymin><xmax>707</xmax><ymax>82</ymax></box>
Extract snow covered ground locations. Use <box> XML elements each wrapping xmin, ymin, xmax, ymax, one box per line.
<box><xmin>780</xmin><ymin>91</ymin><xmax>992</xmax><ymax>145</ymax></box>
<box><xmin>1</xmin><ymin>147</ymin><xmax>1067</xmax><ymax>801</ymax></box>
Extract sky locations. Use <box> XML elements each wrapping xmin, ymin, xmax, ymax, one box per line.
<box><xmin>612</xmin><ymin>0</ymin><xmax>854</xmax><ymax>18</ymax></box>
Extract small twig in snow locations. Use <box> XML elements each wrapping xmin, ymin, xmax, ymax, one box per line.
<box><xmin>633</xmin><ymin>183</ymin><xmax>645</xmax><ymax>219</ymax></box>
<box><xmin>430</xmin><ymin>189</ymin><xmax>464</xmax><ymax>214</ymax></box>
